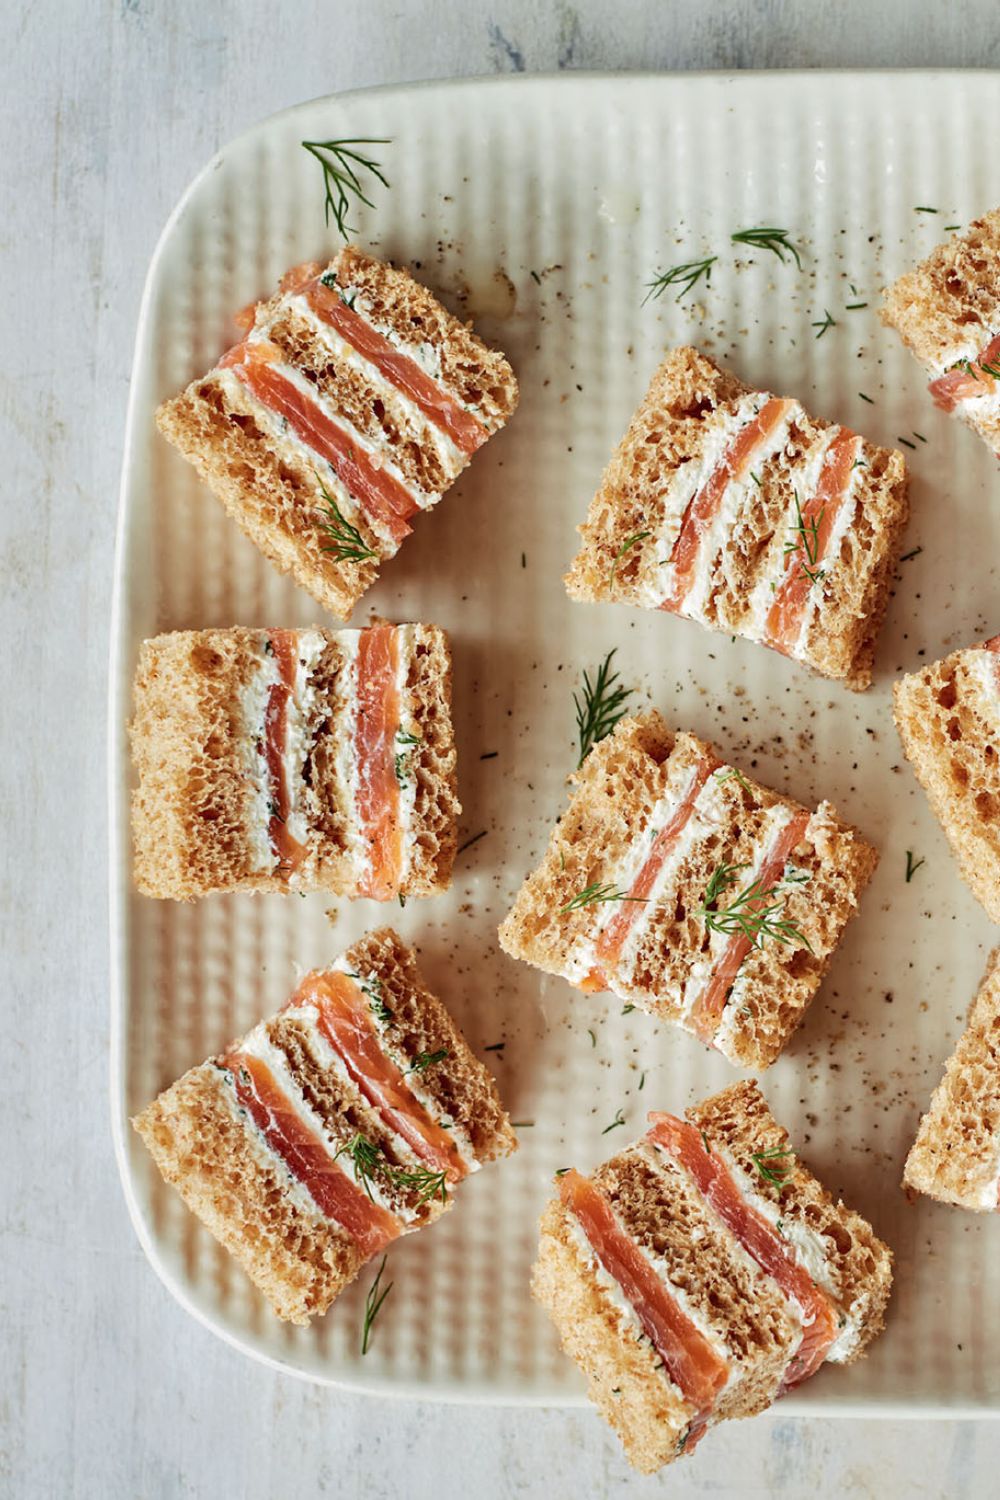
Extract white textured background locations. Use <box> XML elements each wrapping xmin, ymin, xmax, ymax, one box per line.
<box><xmin>6</xmin><ymin>3</ymin><xmax>1000</xmax><ymax>1496</ymax></box>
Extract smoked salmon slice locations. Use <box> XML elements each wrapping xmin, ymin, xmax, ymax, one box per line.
<box><xmin>647</xmin><ymin>1114</ymin><xmax>839</xmax><ymax>1389</ymax></box>
<box><xmin>559</xmin><ymin>1171</ymin><xmax>728</xmax><ymax>1436</ymax></box>
<box><xmin>928</xmin><ymin>334</ymin><xmax>1000</xmax><ymax>411</ymax></box>
<box><xmin>661</xmin><ymin>398</ymin><xmax>794</xmax><ymax>614</ymax></box>
<box><xmin>354</xmin><ymin>625</ymin><xmax>404</xmax><ymax>900</ymax></box>
<box><xmin>688</xmin><ymin>811</ymin><xmax>811</xmax><ymax>1044</ymax></box>
<box><xmin>579</xmin><ymin>754</ymin><xmax>719</xmax><ymax>993</ymax></box>
<box><xmin>264</xmin><ymin>630</ymin><xmax>308</xmax><ymax>875</ymax></box>
<box><xmin>295</xmin><ymin>969</ymin><xmax>466</xmax><ymax>1181</ymax></box>
<box><xmin>305</xmin><ymin>278</ymin><xmax>488</xmax><ymax>456</ymax></box>
<box><xmin>559</xmin><ymin>1169</ymin><xmax>728</xmax><ymax>1444</ymax></box>
<box><xmin>224</xmin><ymin>1049</ymin><xmax>400</xmax><ymax>1257</ymax></box>
<box><xmin>220</xmin><ymin>339</ymin><xmax>418</xmax><ymax>544</ymax></box>
<box><xmin>765</xmin><ymin>430</ymin><xmax>861</xmax><ymax>655</ymax></box>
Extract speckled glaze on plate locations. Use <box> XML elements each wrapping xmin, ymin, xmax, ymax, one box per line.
<box><xmin>111</xmin><ymin>72</ymin><xmax>1000</xmax><ymax>1407</ymax></box>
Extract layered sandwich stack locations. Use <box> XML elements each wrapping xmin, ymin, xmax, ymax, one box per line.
<box><xmin>533</xmin><ymin>1081</ymin><xmax>893</xmax><ymax>1473</ymax></box>
<box><xmin>904</xmin><ymin>948</ymin><xmax>1000</xmax><ymax>1212</ymax></box>
<box><xmin>882</xmin><ymin>208</ymin><xmax>1000</xmax><ymax>458</ymax></box>
<box><xmin>133</xmin><ymin>927</ymin><xmax>517</xmax><ymax>1324</ymax></box>
<box><xmin>498</xmin><ymin>711</ymin><xmax>878</xmax><ymax>1068</ymax></box>
<box><xmin>893</xmin><ymin>634</ymin><xmax>1000</xmax><ymax>921</ymax></box>
<box><xmin>565</xmin><ymin>346</ymin><xmax>909</xmax><ymax>690</ymax></box>
<box><xmin>157</xmin><ymin>247</ymin><xmax>519</xmax><ymax>617</ymax></box>
<box><xmin>129</xmin><ymin>622</ymin><xmax>458</xmax><ymax>901</ymax></box>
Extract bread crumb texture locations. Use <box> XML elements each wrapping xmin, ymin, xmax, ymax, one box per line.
<box><xmin>904</xmin><ymin>947</ymin><xmax>1000</xmax><ymax>1211</ymax></box>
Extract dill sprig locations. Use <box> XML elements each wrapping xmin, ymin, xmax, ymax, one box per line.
<box><xmin>784</xmin><ymin>493</ymin><xmax>826</xmax><ymax>587</ymax></box>
<box><xmin>602</xmin><ymin>1108</ymin><xmax>626</xmax><ymax>1135</ymax></box>
<box><xmin>393</xmin><ymin>727</ymin><xmax>422</xmax><ymax>786</ymax></box>
<box><xmin>697</xmin><ymin>862</ymin><xmax>812</xmax><ymax>952</ymax></box>
<box><xmin>361</xmin><ymin>1255</ymin><xmax>393</xmax><ymax>1354</ymax></box>
<box><xmin>643</xmin><ymin>256</ymin><xmax>717</xmax><ymax>304</ymax></box>
<box><xmin>750</xmin><ymin>1146</ymin><xmax>795</xmax><ymax>1193</ymax></box>
<box><xmin>731</xmin><ymin>226</ymin><xmax>803</xmax><ymax>269</ymax></box>
<box><xmin>905</xmin><ymin>850</ymin><xmax>925</xmax><ymax>883</ymax></box>
<box><xmin>300</xmin><ymin>137</ymin><xmax>390</xmax><ymax>238</ymax></box>
<box><xmin>348</xmin><ymin>971</ymin><xmax>394</xmax><ymax>1026</ymax></box>
<box><xmin>336</xmin><ymin>1132</ymin><xmax>449</xmax><ymax>1205</ymax></box>
<box><xmin>715</xmin><ymin>767</ymin><xmax>754</xmax><ymax>794</ymax></box>
<box><xmin>610</xmin><ymin>529</ymin><xmax>652</xmax><ymax>583</ymax></box>
<box><xmin>811</xmin><ymin>309</ymin><xmax>836</xmax><ymax>339</ymax></box>
<box><xmin>405</xmin><ymin>1048</ymin><xmax>449</xmax><ymax>1076</ymax></box>
<box><xmin>574</xmin><ymin>649</ymin><xmax>634</xmax><ymax>767</ymax></box>
<box><xmin>317</xmin><ymin>478</ymin><xmax>378</xmax><ymax>563</ymax></box>
<box><xmin>560</xmin><ymin>882</ymin><xmax>645</xmax><ymax>914</ymax></box>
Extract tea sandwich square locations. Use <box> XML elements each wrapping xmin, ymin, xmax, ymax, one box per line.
<box><xmin>157</xmin><ymin>246</ymin><xmax>519</xmax><ymax>619</ymax></box>
<box><xmin>893</xmin><ymin>634</ymin><xmax>1000</xmax><ymax>922</ymax></box>
<box><xmin>133</xmin><ymin>928</ymin><xmax>517</xmax><ymax>1325</ymax></box>
<box><xmin>882</xmin><ymin>208</ymin><xmax>1000</xmax><ymax>458</ymax></box>
<box><xmin>904</xmin><ymin>948</ymin><xmax>1000</xmax><ymax>1213</ymax></box>
<box><xmin>129</xmin><ymin>622</ymin><xmax>458</xmax><ymax>901</ymax></box>
<box><xmin>499</xmin><ymin>712</ymin><xmax>878</xmax><ymax>1069</ymax></box>
<box><xmin>533</xmin><ymin>1081</ymin><xmax>893</xmax><ymax>1474</ymax></box>
<box><xmin>565</xmin><ymin>346</ymin><xmax>909</xmax><ymax>691</ymax></box>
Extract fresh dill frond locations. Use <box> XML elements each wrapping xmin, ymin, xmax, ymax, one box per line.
<box><xmin>697</xmin><ymin>863</ymin><xmax>812</xmax><ymax>952</ymax></box>
<box><xmin>405</xmin><ymin>1048</ymin><xmax>449</xmax><ymax>1076</ymax></box>
<box><xmin>361</xmin><ymin>1254</ymin><xmax>393</xmax><ymax>1354</ymax></box>
<box><xmin>602</xmin><ymin>1108</ymin><xmax>626</xmax><ymax>1135</ymax></box>
<box><xmin>301</xmin><ymin>137</ymin><xmax>391</xmax><ymax>238</ymax></box>
<box><xmin>643</xmin><ymin>256</ymin><xmax>717</xmax><ymax>304</ymax></box>
<box><xmin>784</xmin><ymin>492</ymin><xmax>826</xmax><ymax>587</ymax></box>
<box><xmin>574</xmin><ymin>649</ymin><xmax>634</xmax><ymax>767</ymax></box>
<box><xmin>715</xmin><ymin>766</ymin><xmax>754</xmax><ymax>794</ymax></box>
<box><xmin>456</xmin><ymin>829</ymin><xmax>488</xmax><ymax>856</ymax></box>
<box><xmin>610</xmin><ymin>530</ymin><xmax>652</xmax><ymax>583</ymax></box>
<box><xmin>731</xmin><ymin>226</ymin><xmax>802</xmax><ymax>268</ymax></box>
<box><xmin>348</xmin><ymin>971</ymin><xmax>394</xmax><ymax>1026</ymax></box>
<box><xmin>336</xmin><ymin>1132</ymin><xmax>448</xmax><ymax>1205</ymax></box>
<box><xmin>316</xmin><ymin>478</ymin><xmax>378</xmax><ymax>563</ymax></box>
<box><xmin>393</xmin><ymin>728</ymin><xmax>421</xmax><ymax>786</ymax></box>
<box><xmin>559</xmin><ymin>882</ymin><xmax>645</xmax><ymax>914</ymax></box>
<box><xmin>750</xmin><ymin>1146</ymin><xmax>795</xmax><ymax>1193</ymax></box>
<box><xmin>905</xmin><ymin>850</ymin><xmax>925</xmax><ymax>883</ymax></box>
<box><xmin>811</xmin><ymin>309</ymin><xmax>836</xmax><ymax>338</ymax></box>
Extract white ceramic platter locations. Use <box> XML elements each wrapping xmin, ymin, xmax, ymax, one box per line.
<box><xmin>111</xmin><ymin>71</ymin><xmax>1000</xmax><ymax>1409</ymax></box>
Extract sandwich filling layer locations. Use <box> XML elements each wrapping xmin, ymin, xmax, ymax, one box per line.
<box><xmin>239</xmin><ymin>626</ymin><xmax>420</xmax><ymax>897</ymax></box>
<box><xmin>559</xmin><ymin>753</ymin><xmax>813</xmax><ymax>1055</ymax></box>
<box><xmin>557</xmin><ymin>1169</ymin><xmax>730</xmax><ymax>1449</ymax></box>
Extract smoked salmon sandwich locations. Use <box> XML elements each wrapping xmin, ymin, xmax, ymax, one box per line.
<box><xmin>882</xmin><ymin>208</ymin><xmax>1000</xmax><ymax>458</ymax></box>
<box><xmin>132</xmin><ymin>927</ymin><xmax>517</xmax><ymax>1325</ymax></box>
<box><xmin>565</xmin><ymin>347</ymin><xmax>909</xmax><ymax>691</ymax></box>
<box><xmin>893</xmin><ymin>634</ymin><xmax>1000</xmax><ymax>922</ymax></box>
<box><xmin>533</xmin><ymin>1081</ymin><xmax>893</xmax><ymax>1473</ymax></box>
<box><xmin>156</xmin><ymin>247</ymin><xmax>518</xmax><ymax>619</ymax></box>
<box><xmin>498</xmin><ymin>711</ymin><xmax>877</xmax><ymax>1069</ymax></box>
<box><xmin>129</xmin><ymin>622</ymin><xmax>458</xmax><ymax>901</ymax></box>
<box><xmin>904</xmin><ymin>948</ymin><xmax>1000</xmax><ymax>1212</ymax></box>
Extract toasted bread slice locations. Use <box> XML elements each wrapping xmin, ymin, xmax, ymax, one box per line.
<box><xmin>904</xmin><ymin>947</ymin><xmax>1000</xmax><ymax>1211</ymax></box>
<box><xmin>157</xmin><ymin>246</ymin><xmax>518</xmax><ymax>619</ymax></box>
<box><xmin>129</xmin><ymin>623</ymin><xmax>458</xmax><ymax>901</ymax></box>
<box><xmin>499</xmin><ymin>711</ymin><xmax>877</xmax><ymax>1069</ymax></box>
<box><xmin>133</xmin><ymin>928</ymin><xmax>517</xmax><ymax>1324</ymax></box>
<box><xmin>893</xmin><ymin>637</ymin><xmax>1000</xmax><ymax>922</ymax></box>
<box><xmin>533</xmin><ymin>1081</ymin><xmax>892</xmax><ymax>1473</ymax></box>
<box><xmin>881</xmin><ymin>208</ymin><xmax>1000</xmax><ymax>457</ymax></box>
<box><xmin>565</xmin><ymin>346</ymin><xmax>908</xmax><ymax>691</ymax></box>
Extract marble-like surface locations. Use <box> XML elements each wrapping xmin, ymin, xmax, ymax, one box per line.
<box><xmin>5</xmin><ymin>3</ymin><xmax>1000</xmax><ymax>1495</ymax></box>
